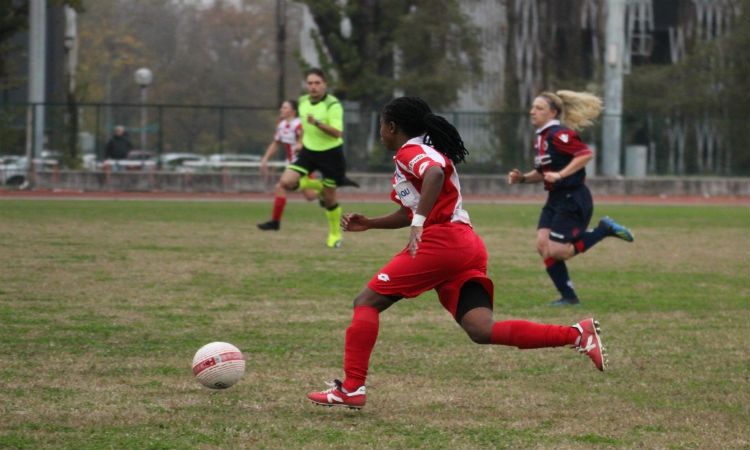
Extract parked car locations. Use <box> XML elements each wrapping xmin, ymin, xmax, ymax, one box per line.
<box><xmin>159</xmin><ymin>153</ymin><xmax>207</xmax><ymax>172</ymax></box>
<box><xmin>34</xmin><ymin>150</ymin><xmax>61</xmax><ymax>170</ymax></box>
<box><xmin>102</xmin><ymin>150</ymin><xmax>158</xmax><ymax>171</ymax></box>
<box><xmin>82</xmin><ymin>152</ymin><xmax>98</xmax><ymax>171</ymax></box>
<box><xmin>206</xmin><ymin>153</ymin><xmax>262</xmax><ymax>171</ymax></box>
<box><xmin>0</xmin><ymin>155</ymin><xmax>28</xmax><ymax>186</ymax></box>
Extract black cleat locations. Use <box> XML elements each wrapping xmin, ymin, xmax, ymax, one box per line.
<box><xmin>257</xmin><ymin>220</ymin><xmax>280</xmax><ymax>231</ymax></box>
<box><xmin>340</xmin><ymin>176</ymin><xmax>360</xmax><ymax>188</ymax></box>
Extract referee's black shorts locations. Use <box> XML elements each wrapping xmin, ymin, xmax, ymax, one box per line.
<box><xmin>287</xmin><ymin>145</ymin><xmax>347</xmax><ymax>188</ymax></box>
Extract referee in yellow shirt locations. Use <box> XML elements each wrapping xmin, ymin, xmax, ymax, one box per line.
<box><xmin>278</xmin><ymin>67</ymin><xmax>356</xmax><ymax>248</ymax></box>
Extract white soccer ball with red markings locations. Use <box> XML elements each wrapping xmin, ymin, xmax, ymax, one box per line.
<box><xmin>192</xmin><ymin>342</ymin><xmax>245</xmax><ymax>389</ymax></box>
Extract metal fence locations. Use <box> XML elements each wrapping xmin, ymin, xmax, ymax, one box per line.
<box><xmin>1</xmin><ymin>102</ymin><xmax>746</xmax><ymax>176</ymax></box>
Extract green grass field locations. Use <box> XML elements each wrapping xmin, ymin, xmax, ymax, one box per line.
<box><xmin>0</xmin><ymin>198</ymin><xmax>747</xmax><ymax>449</ymax></box>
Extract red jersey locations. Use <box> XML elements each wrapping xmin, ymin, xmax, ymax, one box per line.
<box><xmin>368</xmin><ymin>136</ymin><xmax>492</xmax><ymax>315</ymax></box>
<box><xmin>535</xmin><ymin>120</ymin><xmax>593</xmax><ymax>191</ymax></box>
<box><xmin>274</xmin><ymin>117</ymin><xmax>302</xmax><ymax>163</ymax></box>
<box><xmin>390</xmin><ymin>136</ymin><xmax>471</xmax><ymax>227</ymax></box>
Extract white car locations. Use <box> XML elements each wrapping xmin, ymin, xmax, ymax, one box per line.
<box><xmin>0</xmin><ymin>155</ymin><xmax>28</xmax><ymax>186</ymax></box>
<box><xmin>206</xmin><ymin>153</ymin><xmax>262</xmax><ymax>171</ymax></box>
<box><xmin>159</xmin><ymin>153</ymin><xmax>207</xmax><ymax>172</ymax></box>
<box><xmin>101</xmin><ymin>150</ymin><xmax>159</xmax><ymax>171</ymax></box>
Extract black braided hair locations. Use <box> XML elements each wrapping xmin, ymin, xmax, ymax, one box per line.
<box><xmin>381</xmin><ymin>96</ymin><xmax>469</xmax><ymax>164</ymax></box>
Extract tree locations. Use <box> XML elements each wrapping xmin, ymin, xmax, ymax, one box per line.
<box><xmin>0</xmin><ymin>1</ymin><xmax>85</xmax><ymax>94</ymax></box>
<box><xmin>0</xmin><ymin>1</ymin><xmax>85</xmax><ymax>165</ymax></box>
<box><xmin>624</xmin><ymin>0</ymin><xmax>749</xmax><ymax>175</ymax></box>
<box><xmin>0</xmin><ymin>2</ymin><xmax>29</xmax><ymax>97</ymax></box>
<box><xmin>295</xmin><ymin>0</ymin><xmax>483</xmax><ymax>168</ymax></box>
<box><xmin>75</xmin><ymin>0</ymin><xmax>285</xmax><ymax>156</ymax></box>
<box><xmin>0</xmin><ymin>2</ymin><xmax>29</xmax><ymax>153</ymax></box>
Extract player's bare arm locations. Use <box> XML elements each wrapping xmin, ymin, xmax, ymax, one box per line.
<box><xmin>415</xmin><ymin>166</ymin><xmax>443</xmax><ymax>217</ymax></box>
<box><xmin>543</xmin><ymin>153</ymin><xmax>593</xmax><ymax>183</ymax></box>
<box><xmin>409</xmin><ymin>166</ymin><xmax>444</xmax><ymax>257</ymax></box>
<box><xmin>508</xmin><ymin>168</ymin><xmax>542</xmax><ymax>184</ymax></box>
<box><xmin>343</xmin><ymin>208</ymin><xmax>411</xmax><ymax>232</ymax></box>
<box><xmin>260</xmin><ymin>141</ymin><xmax>279</xmax><ymax>174</ymax></box>
<box><xmin>307</xmin><ymin>114</ymin><xmax>342</xmax><ymax>139</ymax></box>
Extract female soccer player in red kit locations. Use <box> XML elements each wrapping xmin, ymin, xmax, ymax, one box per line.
<box><xmin>307</xmin><ymin>96</ymin><xmax>607</xmax><ymax>410</ymax></box>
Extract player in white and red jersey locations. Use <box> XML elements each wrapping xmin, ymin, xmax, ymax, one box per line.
<box><xmin>275</xmin><ymin>111</ymin><xmax>302</xmax><ymax>163</ymax></box>
<box><xmin>307</xmin><ymin>96</ymin><xmax>608</xmax><ymax>410</ymax></box>
<box><xmin>257</xmin><ymin>100</ymin><xmax>320</xmax><ymax>231</ymax></box>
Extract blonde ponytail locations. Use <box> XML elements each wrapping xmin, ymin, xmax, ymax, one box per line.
<box><xmin>555</xmin><ymin>90</ymin><xmax>603</xmax><ymax>131</ymax></box>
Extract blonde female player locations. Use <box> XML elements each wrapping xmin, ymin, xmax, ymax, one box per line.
<box><xmin>508</xmin><ymin>90</ymin><xmax>634</xmax><ymax>306</ymax></box>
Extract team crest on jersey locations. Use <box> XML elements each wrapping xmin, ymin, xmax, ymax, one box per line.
<box><xmin>560</xmin><ymin>133</ymin><xmax>569</xmax><ymax>143</ymax></box>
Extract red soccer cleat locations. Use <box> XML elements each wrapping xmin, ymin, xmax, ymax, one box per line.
<box><xmin>573</xmin><ymin>318</ymin><xmax>608</xmax><ymax>371</ymax></box>
<box><xmin>308</xmin><ymin>379</ymin><xmax>366</xmax><ymax>409</ymax></box>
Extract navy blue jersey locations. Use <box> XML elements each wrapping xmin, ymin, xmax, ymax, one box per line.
<box><xmin>534</xmin><ymin>123</ymin><xmax>593</xmax><ymax>191</ymax></box>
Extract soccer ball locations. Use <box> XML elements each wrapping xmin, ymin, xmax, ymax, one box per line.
<box><xmin>192</xmin><ymin>341</ymin><xmax>245</xmax><ymax>389</ymax></box>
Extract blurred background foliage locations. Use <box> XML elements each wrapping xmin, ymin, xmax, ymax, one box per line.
<box><xmin>0</xmin><ymin>0</ymin><xmax>747</xmax><ymax>175</ymax></box>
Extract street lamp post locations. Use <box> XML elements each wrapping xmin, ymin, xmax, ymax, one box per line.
<box><xmin>134</xmin><ymin>67</ymin><xmax>153</xmax><ymax>150</ymax></box>
<box><xmin>602</xmin><ymin>0</ymin><xmax>625</xmax><ymax>176</ymax></box>
<box><xmin>276</xmin><ymin>0</ymin><xmax>286</xmax><ymax>106</ymax></box>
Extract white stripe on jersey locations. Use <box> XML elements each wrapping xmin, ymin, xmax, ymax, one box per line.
<box><xmin>274</xmin><ymin>117</ymin><xmax>302</xmax><ymax>163</ymax></box>
<box><xmin>392</xmin><ymin>136</ymin><xmax>470</xmax><ymax>226</ymax></box>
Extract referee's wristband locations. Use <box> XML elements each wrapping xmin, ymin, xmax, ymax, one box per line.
<box><xmin>411</xmin><ymin>214</ymin><xmax>426</xmax><ymax>227</ymax></box>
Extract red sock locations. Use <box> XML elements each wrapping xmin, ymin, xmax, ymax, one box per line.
<box><xmin>342</xmin><ymin>305</ymin><xmax>379</xmax><ymax>392</ymax></box>
<box><xmin>271</xmin><ymin>197</ymin><xmax>286</xmax><ymax>221</ymax></box>
<box><xmin>490</xmin><ymin>320</ymin><xmax>579</xmax><ymax>349</ymax></box>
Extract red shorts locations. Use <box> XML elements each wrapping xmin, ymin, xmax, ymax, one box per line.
<box><xmin>366</xmin><ymin>222</ymin><xmax>494</xmax><ymax>320</ymax></box>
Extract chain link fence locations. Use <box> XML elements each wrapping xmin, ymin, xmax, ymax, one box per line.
<box><xmin>1</xmin><ymin>102</ymin><xmax>746</xmax><ymax>177</ymax></box>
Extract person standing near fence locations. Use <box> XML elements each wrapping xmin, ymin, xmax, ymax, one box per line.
<box><xmin>105</xmin><ymin>125</ymin><xmax>133</xmax><ymax>171</ymax></box>
<box><xmin>306</xmin><ymin>96</ymin><xmax>607</xmax><ymax>410</ymax></box>
<box><xmin>508</xmin><ymin>90</ymin><xmax>634</xmax><ymax>306</ymax></box>
<box><xmin>276</xmin><ymin>67</ymin><xmax>358</xmax><ymax>248</ymax></box>
<box><xmin>257</xmin><ymin>99</ymin><xmax>320</xmax><ymax>231</ymax></box>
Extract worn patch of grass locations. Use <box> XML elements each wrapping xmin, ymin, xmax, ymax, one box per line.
<box><xmin>0</xmin><ymin>199</ymin><xmax>747</xmax><ymax>449</ymax></box>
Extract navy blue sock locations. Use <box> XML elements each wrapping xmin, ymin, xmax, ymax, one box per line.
<box><xmin>544</xmin><ymin>258</ymin><xmax>577</xmax><ymax>300</ymax></box>
<box><xmin>573</xmin><ymin>224</ymin><xmax>609</xmax><ymax>254</ymax></box>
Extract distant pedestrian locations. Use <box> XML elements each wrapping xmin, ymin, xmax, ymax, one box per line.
<box><xmin>105</xmin><ymin>125</ymin><xmax>133</xmax><ymax>171</ymax></box>
<box><xmin>106</xmin><ymin>125</ymin><xmax>133</xmax><ymax>160</ymax></box>
<box><xmin>508</xmin><ymin>90</ymin><xmax>634</xmax><ymax>306</ymax></box>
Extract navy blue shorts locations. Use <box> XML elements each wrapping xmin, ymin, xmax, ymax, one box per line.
<box><xmin>287</xmin><ymin>145</ymin><xmax>347</xmax><ymax>188</ymax></box>
<box><xmin>537</xmin><ymin>185</ymin><xmax>593</xmax><ymax>243</ymax></box>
